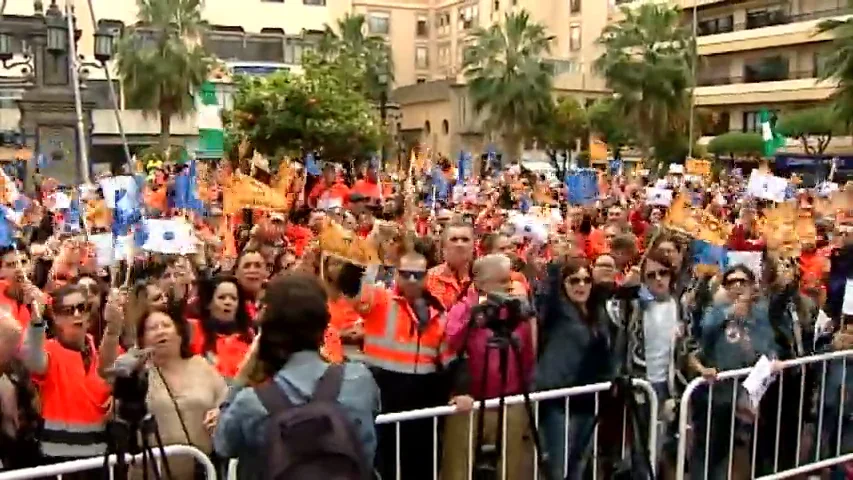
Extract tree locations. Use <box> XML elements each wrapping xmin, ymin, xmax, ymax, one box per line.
<box><xmin>224</xmin><ymin>56</ymin><xmax>383</xmax><ymax>165</ymax></box>
<box><xmin>594</xmin><ymin>3</ymin><xmax>692</xmax><ymax>166</ymax></box>
<box><xmin>533</xmin><ymin>96</ymin><xmax>588</xmax><ymax>177</ymax></box>
<box><xmin>316</xmin><ymin>13</ymin><xmax>393</xmax><ymax>103</ymax></box>
<box><xmin>587</xmin><ymin>98</ymin><xmax>633</xmax><ymax>160</ymax></box>
<box><xmin>707</xmin><ymin>132</ymin><xmax>764</xmax><ymax>160</ymax></box>
<box><xmin>818</xmin><ymin>3</ymin><xmax>853</xmax><ymax>130</ymax></box>
<box><xmin>115</xmin><ymin>0</ymin><xmax>211</xmax><ymax>151</ymax></box>
<box><xmin>775</xmin><ymin>106</ymin><xmax>841</xmax><ymax>155</ymax></box>
<box><xmin>463</xmin><ymin>10</ymin><xmax>555</xmax><ymax>163</ymax></box>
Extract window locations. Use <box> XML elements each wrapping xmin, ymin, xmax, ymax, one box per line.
<box><xmin>746</xmin><ymin>9</ymin><xmax>788</xmax><ymax>29</ymax></box>
<box><xmin>457</xmin><ymin>42</ymin><xmax>468</xmax><ymax>65</ymax></box>
<box><xmin>424</xmin><ymin>121</ymin><xmax>431</xmax><ymax>134</ymax></box>
<box><xmin>458</xmin><ymin>5</ymin><xmax>478</xmax><ymax>31</ymax></box>
<box><xmin>303</xmin><ymin>0</ymin><xmax>325</xmax><ymax>5</ymax></box>
<box><xmin>569</xmin><ymin>24</ymin><xmax>581</xmax><ymax>51</ymax></box>
<box><xmin>245</xmin><ymin>30</ymin><xmax>285</xmax><ymax>62</ymax></box>
<box><xmin>442</xmin><ymin>119</ymin><xmax>449</xmax><ymax>134</ymax></box>
<box><xmin>416</xmin><ymin>14</ymin><xmax>429</xmax><ymax>37</ymax></box>
<box><xmin>416</xmin><ymin>46</ymin><xmax>429</xmax><ymax>69</ymax></box>
<box><xmin>368</xmin><ymin>12</ymin><xmax>390</xmax><ymax>35</ymax></box>
<box><xmin>744</xmin><ymin>56</ymin><xmax>789</xmax><ymax>83</ymax></box>
<box><xmin>416</xmin><ymin>77</ymin><xmax>427</xmax><ymax>83</ymax></box>
<box><xmin>438</xmin><ymin>44</ymin><xmax>450</xmax><ymax>67</ymax></box>
<box><xmin>436</xmin><ymin>11</ymin><xmax>451</xmax><ymax>36</ymax></box>
<box><xmin>813</xmin><ymin>50</ymin><xmax>827</xmax><ymax>77</ymax></box>
<box><xmin>204</xmin><ymin>27</ymin><xmax>245</xmax><ymax>60</ymax></box>
<box><xmin>570</xmin><ymin>0</ymin><xmax>581</xmax><ymax>14</ymax></box>
<box><xmin>493</xmin><ymin>0</ymin><xmax>500</xmax><ymax>12</ymax></box>
<box><xmin>697</xmin><ymin>15</ymin><xmax>733</xmax><ymax>36</ymax></box>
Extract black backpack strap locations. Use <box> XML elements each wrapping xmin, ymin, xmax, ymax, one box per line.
<box><xmin>254</xmin><ymin>380</ymin><xmax>294</xmax><ymax>415</ymax></box>
<box><xmin>313</xmin><ymin>364</ymin><xmax>344</xmax><ymax>402</ymax></box>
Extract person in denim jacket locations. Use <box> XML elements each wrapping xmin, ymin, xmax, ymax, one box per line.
<box><xmin>693</xmin><ymin>265</ymin><xmax>778</xmax><ymax>480</ymax></box>
<box><xmin>213</xmin><ymin>273</ymin><xmax>380</xmax><ymax>480</ymax></box>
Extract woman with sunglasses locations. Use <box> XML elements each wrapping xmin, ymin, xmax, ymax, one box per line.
<box><xmin>535</xmin><ymin>258</ymin><xmax>619</xmax><ymax>480</ymax></box>
<box><xmin>692</xmin><ymin>264</ymin><xmax>778</xmax><ymax>480</ymax></box>
<box><xmin>22</xmin><ymin>284</ymin><xmax>114</xmax><ymax>468</ymax></box>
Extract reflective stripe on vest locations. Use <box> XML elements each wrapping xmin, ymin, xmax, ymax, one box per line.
<box><xmin>363</xmin><ymin>302</ymin><xmax>442</xmax><ymax>374</ymax></box>
<box><xmin>41</xmin><ymin>419</ymin><xmax>106</xmax><ymax>458</ymax></box>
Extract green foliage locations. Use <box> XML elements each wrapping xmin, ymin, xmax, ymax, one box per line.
<box><xmin>463</xmin><ymin>10</ymin><xmax>555</xmax><ymax>162</ymax></box>
<box><xmin>587</xmin><ymin>98</ymin><xmax>632</xmax><ymax>158</ymax></box>
<box><xmin>115</xmin><ymin>0</ymin><xmax>211</xmax><ymax>150</ymax></box>
<box><xmin>316</xmin><ymin>13</ymin><xmax>393</xmax><ymax>103</ymax></box>
<box><xmin>818</xmin><ymin>4</ymin><xmax>853</xmax><ymax>130</ymax></box>
<box><xmin>594</xmin><ymin>3</ymin><xmax>692</xmax><ymax>166</ymax></box>
<box><xmin>775</xmin><ymin>106</ymin><xmax>842</xmax><ymax>155</ymax></box>
<box><xmin>707</xmin><ymin>132</ymin><xmax>764</xmax><ymax>159</ymax></box>
<box><xmin>224</xmin><ymin>64</ymin><xmax>383</xmax><ymax>163</ymax></box>
<box><xmin>532</xmin><ymin>96</ymin><xmax>588</xmax><ymax>176</ymax></box>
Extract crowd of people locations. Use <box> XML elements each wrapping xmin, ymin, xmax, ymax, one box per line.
<box><xmin>0</xmin><ymin>155</ymin><xmax>849</xmax><ymax>480</ymax></box>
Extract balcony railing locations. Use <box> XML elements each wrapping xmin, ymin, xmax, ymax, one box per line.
<box><xmin>695</xmin><ymin>6</ymin><xmax>853</xmax><ymax>36</ymax></box>
<box><xmin>696</xmin><ymin>69</ymin><xmax>816</xmax><ymax>86</ymax></box>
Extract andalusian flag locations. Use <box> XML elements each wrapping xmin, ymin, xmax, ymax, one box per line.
<box><xmin>760</xmin><ymin>109</ymin><xmax>785</xmax><ymax>157</ymax></box>
<box><xmin>197</xmin><ymin>81</ymin><xmax>224</xmax><ymax>159</ymax></box>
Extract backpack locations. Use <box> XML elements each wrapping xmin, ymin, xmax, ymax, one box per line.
<box><xmin>254</xmin><ymin>364</ymin><xmax>372</xmax><ymax>480</ymax></box>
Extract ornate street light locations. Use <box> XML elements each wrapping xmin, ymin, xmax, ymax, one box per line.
<box><xmin>92</xmin><ymin>25</ymin><xmax>114</xmax><ymax>63</ymax></box>
<box><xmin>45</xmin><ymin>8</ymin><xmax>67</xmax><ymax>54</ymax></box>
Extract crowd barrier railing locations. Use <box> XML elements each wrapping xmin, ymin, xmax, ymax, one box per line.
<box><xmin>226</xmin><ymin>378</ymin><xmax>658</xmax><ymax>480</ymax></box>
<box><xmin>675</xmin><ymin>350</ymin><xmax>853</xmax><ymax>480</ymax></box>
<box><xmin>0</xmin><ymin>445</ymin><xmax>216</xmax><ymax>480</ymax></box>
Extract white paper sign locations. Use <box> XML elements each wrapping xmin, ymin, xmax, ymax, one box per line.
<box><xmin>141</xmin><ymin>219</ymin><xmax>198</xmax><ymax>255</ymax></box>
<box><xmin>89</xmin><ymin>233</ymin><xmax>115</xmax><ymax>267</ymax></box>
<box><xmin>746</xmin><ymin>171</ymin><xmax>789</xmax><ymax>203</ymax></box>
<box><xmin>646</xmin><ymin>187</ymin><xmax>674</xmax><ymax>206</ymax></box>
<box><xmin>317</xmin><ymin>195</ymin><xmax>343</xmax><ymax>210</ymax></box>
<box><xmin>669</xmin><ymin>164</ymin><xmax>684</xmax><ymax>174</ymax></box>
<box><xmin>742</xmin><ymin>355</ymin><xmax>777</xmax><ymax>409</ymax></box>
<box><xmin>726</xmin><ymin>251</ymin><xmax>763</xmax><ymax>280</ymax></box>
<box><xmin>843</xmin><ymin>279</ymin><xmax>853</xmax><ymax>316</ymax></box>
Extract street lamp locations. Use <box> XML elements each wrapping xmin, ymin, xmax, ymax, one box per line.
<box><xmin>92</xmin><ymin>25</ymin><xmax>115</xmax><ymax>63</ymax></box>
<box><xmin>45</xmin><ymin>7</ymin><xmax>67</xmax><ymax>54</ymax></box>
<box><xmin>377</xmin><ymin>72</ymin><xmax>389</xmax><ymax>169</ymax></box>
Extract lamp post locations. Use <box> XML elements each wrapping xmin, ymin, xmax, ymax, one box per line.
<box><xmin>0</xmin><ymin>0</ymin><xmax>101</xmax><ymax>188</ymax></box>
<box><xmin>377</xmin><ymin>72</ymin><xmax>388</xmax><ymax>169</ymax></box>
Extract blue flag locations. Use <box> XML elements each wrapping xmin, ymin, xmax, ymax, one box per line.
<box><xmin>173</xmin><ymin>159</ymin><xmax>204</xmax><ymax>211</ymax></box>
<box><xmin>305</xmin><ymin>153</ymin><xmax>321</xmax><ymax>176</ymax></box>
<box><xmin>0</xmin><ymin>208</ymin><xmax>13</xmax><ymax>247</ymax></box>
<box><xmin>565</xmin><ymin>169</ymin><xmax>598</xmax><ymax>205</ymax></box>
<box><xmin>691</xmin><ymin>239</ymin><xmax>727</xmax><ymax>270</ymax></box>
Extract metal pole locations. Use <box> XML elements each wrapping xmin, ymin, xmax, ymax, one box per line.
<box><xmin>84</xmin><ymin>0</ymin><xmax>132</xmax><ymax>172</ymax></box>
<box><xmin>687</xmin><ymin>1</ymin><xmax>698</xmax><ymax>160</ymax></box>
<box><xmin>66</xmin><ymin>0</ymin><xmax>91</xmax><ymax>184</ymax></box>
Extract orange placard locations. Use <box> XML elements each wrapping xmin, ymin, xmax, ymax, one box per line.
<box><xmin>223</xmin><ymin>173</ymin><xmax>290</xmax><ymax>215</ymax></box>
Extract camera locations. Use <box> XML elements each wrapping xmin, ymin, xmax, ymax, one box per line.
<box><xmin>470</xmin><ymin>292</ymin><xmax>533</xmax><ymax>337</ymax></box>
<box><xmin>113</xmin><ymin>365</ymin><xmax>150</xmax><ymax>425</ymax></box>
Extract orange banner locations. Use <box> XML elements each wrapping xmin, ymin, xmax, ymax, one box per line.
<box><xmin>223</xmin><ymin>174</ymin><xmax>290</xmax><ymax>215</ymax></box>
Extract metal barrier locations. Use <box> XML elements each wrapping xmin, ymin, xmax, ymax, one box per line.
<box><xmin>0</xmin><ymin>445</ymin><xmax>217</xmax><ymax>480</ymax></box>
<box><xmin>225</xmin><ymin>379</ymin><xmax>659</xmax><ymax>480</ymax></box>
<box><xmin>675</xmin><ymin>350</ymin><xmax>853</xmax><ymax>480</ymax></box>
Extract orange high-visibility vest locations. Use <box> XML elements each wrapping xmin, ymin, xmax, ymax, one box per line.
<box><xmin>34</xmin><ymin>335</ymin><xmax>111</xmax><ymax>458</ymax></box>
<box><xmin>188</xmin><ymin>318</ymin><xmax>253</xmax><ymax>380</ymax></box>
<box><xmin>362</xmin><ymin>290</ymin><xmax>450</xmax><ymax>374</ymax></box>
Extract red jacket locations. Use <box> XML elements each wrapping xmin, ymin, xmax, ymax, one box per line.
<box><xmin>725</xmin><ymin>224</ymin><xmax>766</xmax><ymax>252</ymax></box>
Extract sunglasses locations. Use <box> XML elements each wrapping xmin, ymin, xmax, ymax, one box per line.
<box><xmin>724</xmin><ymin>277</ymin><xmax>750</xmax><ymax>288</ymax></box>
<box><xmin>398</xmin><ymin>270</ymin><xmax>426</xmax><ymax>281</ymax></box>
<box><xmin>567</xmin><ymin>276</ymin><xmax>592</xmax><ymax>286</ymax></box>
<box><xmin>645</xmin><ymin>270</ymin><xmax>670</xmax><ymax>281</ymax></box>
<box><xmin>56</xmin><ymin>303</ymin><xmax>88</xmax><ymax>316</ymax></box>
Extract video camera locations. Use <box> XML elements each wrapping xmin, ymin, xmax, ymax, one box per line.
<box><xmin>470</xmin><ymin>292</ymin><xmax>533</xmax><ymax>338</ymax></box>
<box><xmin>109</xmin><ymin>349</ymin><xmax>151</xmax><ymax>426</ymax></box>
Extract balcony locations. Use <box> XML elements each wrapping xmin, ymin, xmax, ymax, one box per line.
<box><xmin>696</xmin><ymin>7</ymin><xmax>853</xmax><ymax>37</ymax></box>
<box><xmin>694</xmin><ymin>70</ymin><xmax>836</xmax><ymax>106</ymax></box>
<box><xmin>696</xmin><ymin>68</ymin><xmax>815</xmax><ymax>87</ymax></box>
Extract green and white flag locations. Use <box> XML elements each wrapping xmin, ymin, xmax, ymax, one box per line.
<box><xmin>759</xmin><ymin>109</ymin><xmax>785</xmax><ymax>157</ymax></box>
<box><xmin>197</xmin><ymin>81</ymin><xmax>224</xmax><ymax>159</ymax></box>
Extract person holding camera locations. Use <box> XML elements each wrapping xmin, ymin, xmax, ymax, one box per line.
<box><xmin>441</xmin><ymin>253</ymin><xmax>535</xmax><ymax>480</ymax></box>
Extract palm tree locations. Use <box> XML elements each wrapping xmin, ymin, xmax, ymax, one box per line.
<box><xmin>463</xmin><ymin>10</ymin><xmax>555</xmax><ymax>162</ymax></box>
<box><xmin>115</xmin><ymin>0</ymin><xmax>211</xmax><ymax>151</ymax></box>
<box><xmin>818</xmin><ymin>1</ymin><xmax>853</xmax><ymax>131</ymax></box>
<box><xmin>317</xmin><ymin>13</ymin><xmax>393</xmax><ymax>103</ymax></box>
<box><xmin>594</xmin><ymin>3</ymin><xmax>692</xmax><ymax>164</ymax></box>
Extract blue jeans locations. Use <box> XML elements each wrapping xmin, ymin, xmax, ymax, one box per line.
<box><xmin>540</xmin><ymin>400</ymin><xmax>595</xmax><ymax>480</ymax></box>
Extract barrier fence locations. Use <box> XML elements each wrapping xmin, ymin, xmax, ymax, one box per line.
<box><xmin>0</xmin><ymin>445</ymin><xmax>217</xmax><ymax>480</ymax></box>
<box><xmin>675</xmin><ymin>350</ymin><xmax>853</xmax><ymax>480</ymax></box>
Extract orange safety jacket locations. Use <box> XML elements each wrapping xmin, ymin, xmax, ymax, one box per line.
<box><xmin>33</xmin><ymin>334</ymin><xmax>111</xmax><ymax>458</ymax></box>
<box><xmin>362</xmin><ymin>289</ymin><xmax>452</xmax><ymax>374</ymax></box>
<box><xmin>187</xmin><ymin>318</ymin><xmax>253</xmax><ymax>380</ymax></box>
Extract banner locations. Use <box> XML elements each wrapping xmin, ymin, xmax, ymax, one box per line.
<box><xmin>223</xmin><ymin>174</ymin><xmax>290</xmax><ymax>215</ymax></box>
<box><xmin>686</xmin><ymin>158</ymin><xmax>711</xmax><ymax>176</ymax></box>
